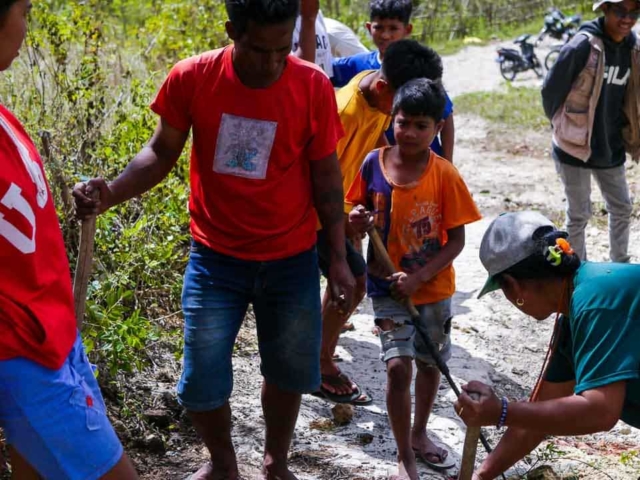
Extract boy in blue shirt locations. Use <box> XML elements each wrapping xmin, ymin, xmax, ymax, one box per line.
<box><xmin>332</xmin><ymin>0</ymin><xmax>455</xmax><ymax>161</ymax></box>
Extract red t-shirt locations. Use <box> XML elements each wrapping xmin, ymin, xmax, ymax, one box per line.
<box><xmin>0</xmin><ymin>105</ymin><xmax>76</xmax><ymax>369</ymax></box>
<box><xmin>151</xmin><ymin>47</ymin><xmax>344</xmax><ymax>261</ymax></box>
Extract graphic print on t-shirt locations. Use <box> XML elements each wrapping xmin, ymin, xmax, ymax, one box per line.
<box><xmin>0</xmin><ymin>113</ymin><xmax>49</xmax><ymax>254</ymax></box>
<box><xmin>398</xmin><ymin>201</ymin><xmax>442</xmax><ymax>274</ymax></box>
<box><xmin>214</xmin><ymin>114</ymin><xmax>277</xmax><ymax>180</ymax></box>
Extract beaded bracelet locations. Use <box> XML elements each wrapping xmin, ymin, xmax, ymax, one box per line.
<box><xmin>497</xmin><ymin>396</ymin><xmax>508</xmax><ymax>429</ymax></box>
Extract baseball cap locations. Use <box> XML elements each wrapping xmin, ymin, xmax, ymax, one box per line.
<box><xmin>477</xmin><ymin>211</ymin><xmax>556</xmax><ymax>298</ymax></box>
<box><xmin>593</xmin><ymin>0</ymin><xmax>625</xmax><ymax>11</ymax></box>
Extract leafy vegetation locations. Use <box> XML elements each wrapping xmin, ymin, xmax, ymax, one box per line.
<box><xmin>455</xmin><ymin>85</ymin><xmax>549</xmax><ymax>131</ymax></box>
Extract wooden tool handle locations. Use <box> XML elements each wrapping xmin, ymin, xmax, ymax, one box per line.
<box><xmin>459</xmin><ymin>392</ymin><xmax>481</xmax><ymax>480</ymax></box>
<box><xmin>368</xmin><ymin>228</ymin><xmax>421</xmax><ymax>318</ymax></box>
<box><xmin>73</xmin><ymin>191</ymin><xmax>99</xmax><ymax>330</ymax></box>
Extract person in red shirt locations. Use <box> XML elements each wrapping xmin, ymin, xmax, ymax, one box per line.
<box><xmin>73</xmin><ymin>1</ymin><xmax>355</xmax><ymax>479</ymax></box>
<box><xmin>0</xmin><ymin>1</ymin><xmax>138</xmax><ymax>479</ymax></box>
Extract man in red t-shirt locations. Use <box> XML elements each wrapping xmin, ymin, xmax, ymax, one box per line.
<box><xmin>73</xmin><ymin>1</ymin><xmax>355</xmax><ymax>478</ymax></box>
<box><xmin>1</xmin><ymin>1</ymin><xmax>138</xmax><ymax>479</ymax></box>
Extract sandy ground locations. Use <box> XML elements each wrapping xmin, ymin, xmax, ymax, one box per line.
<box><xmin>129</xmin><ymin>40</ymin><xmax>640</xmax><ymax>480</ymax></box>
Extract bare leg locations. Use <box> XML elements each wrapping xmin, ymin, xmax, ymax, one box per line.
<box><xmin>411</xmin><ymin>363</ymin><xmax>448</xmax><ymax>464</ymax></box>
<box><xmin>385</xmin><ymin>356</ymin><xmax>419</xmax><ymax>480</ymax></box>
<box><xmin>100</xmin><ymin>453</ymin><xmax>139</xmax><ymax>479</ymax></box>
<box><xmin>261</xmin><ymin>381</ymin><xmax>300</xmax><ymax>480</ymax></box>
<box><xmin>319</xmin><ymin>275</ymin><xmax>366</xmax><ymax>395</ymax></box>
<box><xmin>8</xmin><ymin>446</ymin><xmax>139</xmax><ymax>480</ymax></box>
<box><xmin>188</xmin><ymin>404</ymin><xmax>239</xmax><ymax>480</ymax></box>
<box><xmin>9</xmin><ymin>446</ymin><xmax>40</xmax><ymax>480</ymax></box>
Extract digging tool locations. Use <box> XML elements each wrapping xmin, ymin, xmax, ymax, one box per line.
<box><xmin>367</xmin><ymin>228</ymin><xmax>497</xmax><ymax>464</ymax></box>
<box><xmin>73</xmin><ymin>190</ymin><xmax>99</xmax><ymax>330</ymax></box>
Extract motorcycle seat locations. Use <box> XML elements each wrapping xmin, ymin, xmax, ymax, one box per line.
<box><xmin>514</xmin><ymin>34</ymin><xmax>532</xmax><ymax>44</ymax></box>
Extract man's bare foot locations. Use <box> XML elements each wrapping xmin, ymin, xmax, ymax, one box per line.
<box><xmin>189</xmin><ymin>461</ymin><xmax>239</xmax><ymax>480</ymax></box>
<box><xmin>398</xmin><ymin>451</ymin><xmax>419</xmax><ymax>480</ymax></box>
<box><xmin>259</xmin><ymin>465</ymin><xmax>298</xmax><ymax>480</ymax></box>
<box><xmin>411</xmin><ymin>429</ymin><xmax>450</xmax><ymax>465</ymax></box>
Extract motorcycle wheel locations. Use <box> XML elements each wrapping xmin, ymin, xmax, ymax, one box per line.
<box><xmin>500</xmin><ymin>58</ymin><xmax>517</xmax><ymax>81</ymax></box>
<box><xmin>533</xmin><ymin>58</ymin><xmax>544</xmax><ymax>78</ymax></box>
<box><xmin>545</xmin><ymin>48</ymin><xmax>561</xmax><ymax>71</ymax></box>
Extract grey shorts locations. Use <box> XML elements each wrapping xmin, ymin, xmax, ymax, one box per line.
<box><xmin>372</xmin><ymin>296</ymin><xmax>452</xmax><ymax>365</ymax></box>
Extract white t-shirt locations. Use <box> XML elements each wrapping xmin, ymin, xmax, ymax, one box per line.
<box><xmin>293</xmin><ymin>11</ymin><xmax>334</xmax><ymax>78</ymax></box>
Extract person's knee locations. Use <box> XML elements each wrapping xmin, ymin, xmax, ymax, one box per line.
<box><xmin>415</xmin><ymin>358</ymin><xmax>439</xmax><ymax>375</ymax></box>
<box><xmin>610</xmin><ymin>202</ymin><xmax>633</xmax><ymax>219</ymax></box>
<box><xmin>566</xmin><ymin>207</ymin><xmax>591</xmax><ymax>225</ymax></box>
<box><xmin>386</xmin><ymin>357</ymin><xmax>412</xmax><ymax>390</ymax></box>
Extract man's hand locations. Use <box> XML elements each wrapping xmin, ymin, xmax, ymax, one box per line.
<box><xmin>388</xmin><ymin>271</ymin><xmax>421</xmax><ymax>300</ymax></box>
<box><xmin>328</xmin><ymin>258</ymin><xmax>356</xmax><ymax>313</ymax></box>
<box><xmin>72</xmin><ymin>178</ymin><xmax>113</xmax><ymax>220</ymax></box>
<box><xmin>300</xmin><ymin>0</ymin><xmax>320</xmax><ymax>19</ymax></box>
<box><xmin>348</xmin><ymin>205</ymin><xmax>373</xmax><ymax>235</ymax></box>
<box><xmin>455</xmin><ymin>381</ymin><xmax>502</xmax><ymax>427</ymax></box>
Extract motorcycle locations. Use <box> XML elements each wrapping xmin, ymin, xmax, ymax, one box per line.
<box><xmin>544</xmin><ymin>43</ymin><xmax>564</xmax><ymax>71</ymax></box>
<box><xmin>536</xmin><ymin>7</ymin><xmax>581</xmax><ymax>45</ymax></box>
<box><xmin>496</xmin><ymin>34</ymin><xmax>543</xmax><ymax>81</ymax></box>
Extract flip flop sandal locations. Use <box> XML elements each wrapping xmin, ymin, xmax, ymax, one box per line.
<box><xmin>314</xmin><ymin>384</ymin><xmax>373</xmax><ymax>405</ymax></box>
<box><xmin>413</xmin><ymin>447</ymin><xmax>456</xmax><ymax>472</ymax></box>
<box><xmin>311</xmin><ymin>374</ymin><xmax>374</xmax><ymax>406</ymax></box>
<box><xmin>311</xmin><ymin>384</ymin><xmax>374</xmax><ymax>405</ymax></box>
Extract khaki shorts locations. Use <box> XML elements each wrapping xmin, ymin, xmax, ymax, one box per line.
<box><xmin>372</xmin><ymin>296</ymin><xmax>452</xmax><ymax>365</ymax></box>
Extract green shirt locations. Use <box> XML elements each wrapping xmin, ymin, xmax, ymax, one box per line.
<box><xmin>545</xmin><ymin>262</ymin><xmax>640</xmax><ymax>428</ymax></box>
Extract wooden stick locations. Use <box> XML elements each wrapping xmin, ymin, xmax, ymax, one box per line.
<box><xmin>459</xmin><ymin>393</ymin><xmax>481</xmax><ymax>480</ymax></box>
<box><xmin>73</xmin><ymin>191</ymin><xmax>99</xmax><ymax>330</ymax></box>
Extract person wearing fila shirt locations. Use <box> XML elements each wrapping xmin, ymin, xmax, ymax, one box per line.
<box><xmin>542</xmin><ymin>0</ymin><xmax>640</xmax><ymax>264</ymax></box>
<box><xmin>0</xmin><ymin>1</ymin><xmax>138</xmax><ymax>478</ymax></box>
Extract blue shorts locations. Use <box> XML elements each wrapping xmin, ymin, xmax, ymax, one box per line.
<box><xmin>178</xmin><ymin>242</ymin><xmax>322</xmax><ymax>412</ymax></box>
<box><xmin>0</xmin><ymin>334</ymin><xmax>123</xmax><ymax>479</ymax></box>
<box><xmin>372</xmin><ymin>296</ymin><xmax>453</xmax><ymax>365</ymax></box>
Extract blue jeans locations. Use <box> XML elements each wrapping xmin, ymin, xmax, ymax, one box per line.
<box><xmin>178</xmin><ymin>242</ymin><xmax>322</xmax><ymax>411</ymax></box>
